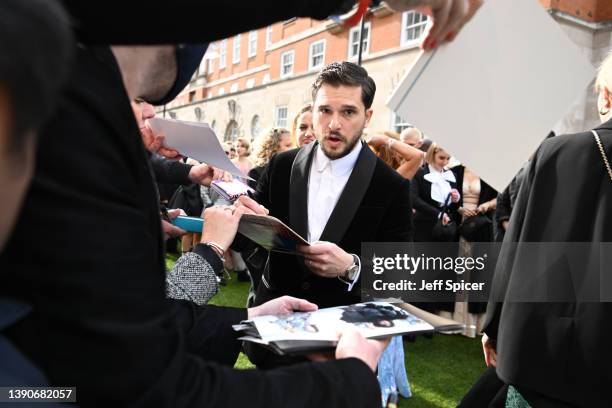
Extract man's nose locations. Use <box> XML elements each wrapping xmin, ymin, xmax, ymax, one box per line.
<box><xmin>328</xmin><ymin>113</ymin><xmax>341</xmax><ymax>131</ymax></box>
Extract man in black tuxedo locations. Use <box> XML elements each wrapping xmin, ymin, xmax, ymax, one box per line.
<box><xmin>239</xmin><ymin>61</ymin><xmax>413</xmax><ymax>310</ymax></box>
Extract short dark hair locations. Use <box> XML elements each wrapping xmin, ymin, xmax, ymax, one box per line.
<box><xmin>311</xmin><ymin>61</ymin><xmax>376</xmax><ymax>109</ymax></box>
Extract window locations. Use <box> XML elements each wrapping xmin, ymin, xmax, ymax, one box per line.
<box><xmin>392</xmin><ymin>112</ymin><xmax>412</xmax><ymax>134</ymax></box>
<box><xmin>251</xmin><ymin>115</ymin><xmax>261</xmax><ymax>138</ymax></box>
<box><xmin>262</xmin><ymin>73</ymin><xmax>270</xmax><ymax>84</ymax></box>
<box><xmin>208</xmin><ymin>59</ymin><xmax>214</xmax><ymax>74</ymax></box>
<box><xmin>233</xmin><ymin>34</ymin><xmax>241</xmax><ymax>64</ymax></box>
<box><xmin>188</xmin><ymin>91</ymin><xmax>196</xmax><ymax>102</ymax></box>
<box><xmin>401</xmin><ymin>11</ymin><xmax>429</xmax><ymax>46</ymax></box>
<box><xmin>219</xmin><ymin>40</ymin><xmax>227</xmax><ymax>68</ymax></box>
<box><xmin>275</xmin><ymin>106</ymin><xmax>288</xmax><ymax>128</ymax></box>
<box><xmin>266</xmin><ymin>25</ymin><xmax>273</xmax><ymax>48</ymax></box>
<box><xmin>248</xmin><ymin>31</ymin><xmax>258</xmax><ymax>58</ymax></box>
<box><xmin>225</xmin><ymin>120</ymin><xmax>239</xmax><ymax>141</ymax></box>
<box><xmin>348</xmin><ymin>22</ymin><xmax>371</xmax><ymax>59</ymax></box>
<box><xmin>280</xmin><ymin>50</ymin><xmax>294</xmax><ymax>78</ymax></box>
<box><xmin>308</xmin><ymin>40</ymin><xmax>326</xmax><ymax>70</ymax></box>
<box><xmin>230</xmin><ymin>83</ymin><xmax>239</xmax><ymax>93</ymax></box>
<box><xmin>218</xmin><ymin>87</ymin><xmax>225</xmax><ymax>96</ymax></box>
<box><xmin>246</xmin><ymin>78</ymin><xmax>255</xmax><ymax>89</ymax></box>
<box><xmin>198</xmin><ymin>59</ymin><xmax>206</xmax><ymax>76</ymax></box>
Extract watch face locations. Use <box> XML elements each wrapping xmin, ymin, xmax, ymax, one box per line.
<box><xmin>346</xmin><ymin>265</ymin><xmax>358</xmax><ymax>280</ymax></box>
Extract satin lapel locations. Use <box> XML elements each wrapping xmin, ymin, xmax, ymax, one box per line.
<box><xmin>289</xmin><ymin>141</ymin><xmax>317</xmax><ymax>239</ymax></box>
<box><xmin>319</xmin><ymin>142</ymin><xmax>377</xmax><ymax>243</ymax></box>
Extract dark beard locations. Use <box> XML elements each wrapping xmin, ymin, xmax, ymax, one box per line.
<box><xmin>321</xmin><ymin>131</ymin><xmax>362</xmax><ymax>160</ymax></box>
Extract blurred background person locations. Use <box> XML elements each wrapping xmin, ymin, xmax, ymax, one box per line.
<box><xmin>291</xmin><ymin>104</ymin><xmax>316</xmax><ymax>147</ymax></box>
<box><xmin>410</xmin><ymin>143</ymin><xmax>460</xmax><ymax>242</ymax></box>
<box><xmin>233</xmin><ymin>137</ymin><xmax>254</xmax><ymax>176</ymax></box>
<box><xmin>479</xmin><ymin>50</ymin><xmax>612</xmax><ymax>408</ymax></box>
<box><xmin>367</xmin><ymin>130</ymin><xmax>424</xmax><ymax>180</ymax></box>
<box><xmin>446</xmin><ymin>165</ymin><xmax>497</xmax><ymax>337</ymax></box>
<box><xmin>400</xmin><ymin>127</ymin><xmax>424</xmax><ymax>149</ymax></box>
<box><xmin>248</xmin><ymin>127</ymin><xmax>294</xmax><ymax>188</ymax></box>
<box><xmin>224</xmin><ymin>141</ymin><xmax>237</xmax><ymax>159</ymax></box>
<box><xmin>0</xmin><ymin>0</ymin><xmax>73</xmax><ymax>388</ymax></box>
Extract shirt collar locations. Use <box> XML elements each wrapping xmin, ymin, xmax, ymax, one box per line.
<box><xmin>314</xmin><ymin>140</ymin><xmax>362</xmax><ymax>177</ymax></box>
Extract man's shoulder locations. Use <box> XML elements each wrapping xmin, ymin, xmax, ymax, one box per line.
<box><xmin>371</xmin><ymin>154</ymin><xmax>410</xmax><ymax>188</ymax></box>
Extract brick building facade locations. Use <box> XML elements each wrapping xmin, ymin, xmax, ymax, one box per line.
<box><xmin>162</xmin><ymin>1</ymin><xmax>612</xmax><ymax>141</ymax></box>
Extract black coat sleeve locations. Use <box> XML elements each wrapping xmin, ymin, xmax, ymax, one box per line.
<box><xmin>410</xmin><ymin>171</ymin><xmax>441</xmax><ymax>218</ymax></box>
<box><xmin>150</xmin><ymin>155</ymin><xmax>192</xmax><ymax>185</ymax></box>
<box><xmin>60</xmin><ymin>0</ymin><xmax>353</xmax><ymax>44</ymax></box>
<box><xmin>483</xmin><ymin>158</ymin><xmax>537</xmax><ymax>341</ymax></box>
<box><xmin>379</xmin><ymin>178</ymin><xmax>414</xmax><ymax>242</ymax></box>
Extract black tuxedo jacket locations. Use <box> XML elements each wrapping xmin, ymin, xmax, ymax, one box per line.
<box><xmin>252</xmin><ymin>141</ymin><xmax>413</xmax><ymax>308</ymax></box>
<box><xmin>483</xmin><ymin>120</ymin><xmax>612</xmax><ymax>406</ymax></box>
<box><xmin>0</xmin><ymin>46</ymin><xmax>379</xmax><ymax>408</ymax></box>
<box><xmin>410</xmin><ymin>166</ymin><xmax>459</xmax><ymax>241</ymax></box>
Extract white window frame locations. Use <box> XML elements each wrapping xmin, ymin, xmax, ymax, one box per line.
<box><xmin>246</xmin><ymin>78</ymin><xmax>255</xmax><ymax>89</ymax></box>
<box><xmin>266</xmin><ymin>25</ymin><xmax>273</xmax><ymax>48</ymax></box>
<box><xmin>348</xmin><ymin>22</ymin><xmax>371</xmax><ymax>59</ymax></box>
<box><xmin>248</xmin><ymin>31</ymin><xmax>258</xmax><ymax>58</ymax></box>
<box><xmin>219</xmin><ymin>40</ymin><xmax>227</xmax><ymax>69</ymax></box>
<box><xmin>232</xmin><ymin>34</ymin><xmax>241</xmax><ymax>64</ymax></box>
<box><xmin>262</xmin><ymin>73</ymin><xmax>270</xmax><ymax>84</ymax></box>
<box><xmin>230</xmin><ymin>83</ymin><xmax>239</xmax><ymax>93</ymax></box>
<box><xmin>280</xmin><ymin>50</ymin><xmax>295</xmax><ymax>78</ymax></box>
<box><xmin>274</xmin><ymin>106</ymin><xmax>288</xmax><ymax>128</ymax></box>
<box><xmin>308</xmin><ymin>39</ymin><xmax>326</xmax><ymax>71</ymax></box>
<box><xmin>218</xmin><ymin>87</ymin><xmax>225</xmax><ymax>96</ymax></box>
<box><xmin>207</xmin><ymin>58</ymin><xmax>214</xmax><ymax>74</ymax></box>
<box><xmin>391</xmin><ymin>112</ymin><xmax>413</xmax><ymax>134</ymax></box>
<box><xmin>401</xmin><ymin>11</ymin><xmax>429</xmax><ymax>47</ymax></box>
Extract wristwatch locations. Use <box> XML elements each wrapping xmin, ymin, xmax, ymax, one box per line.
<box><xmin>342</xmin><ymin>254</ymin><xmax>360</xmax><ymax>282</ymax></box>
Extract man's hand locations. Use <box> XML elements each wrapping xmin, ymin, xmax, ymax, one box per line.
<box><xmin>335</xmin><ymin>328</ymin><xmax>389</xmax><ymax>372</ymax></box>
<box><xmin>162</xmin><ymin>208</ymin><xmax>187</xmax><ymax>239</ymax></box>
<box><xmin>450</xmin><ymin>188</ymin><xmax>460</xmax><ymax>203</ymax></box>
<box><xmin>142</xmin><ymin>120</ymin><xmax>182</xmax><ymax>158</ymax></box>
<box><xmin>384</xmin><ymin>0</ymin><xmax>483</xmax><ymax>50</ymax></box>
<box><xmin>297</xmin><ymin>241</ymin><xmax>353</xmax><ymax>278</ymax></box>
<box><xmin>188</xmin><ymin>164</ymin><xmax>230</xmax><ymax>186</ymax></box>
<box><xmin>247</xmin><ymin>296</ymin><xmax>318</xmax><ymax>319</ymax></box>
<box><xmin>235</xmin><ymin>195</ymin><xmax>269</xmax><ymax>215</ymax></box>
<box><xmin>481</xmin><ymin>333</ymin><xmax>497</xmax><ymax>367</ymax></box>
<box><xmin>200</xmin><ymin>205</ymin><xmax>247</xmax><ymax>250</ymax></box>
<box><xmin>441</xmin><ymin>213</ymin><xmax>451</xmax><ymax>225</ymax></box>
<box><xmin>501</xmin><ymin>220</ymin><xmax>510</xmax><ymax>231</ymax></box>
<box><xmin>459</xmin><ymin>207</ymin><xmax>478</xmax><ymax>218</ymax></box>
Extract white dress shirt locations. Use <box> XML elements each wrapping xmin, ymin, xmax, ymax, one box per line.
<box><xmin>307</xmin><ymin>142</ymin><xmax>362</xmax><ymax>290</ymax></box>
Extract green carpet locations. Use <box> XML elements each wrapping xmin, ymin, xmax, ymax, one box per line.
<box><xmin>167</xmin><ymin>254</ymin><xmax>486</xmax><ymax>407</ymax></box>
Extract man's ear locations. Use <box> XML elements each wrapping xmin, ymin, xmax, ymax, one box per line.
<box><xmin>364</xmin><ymin>109</ymin><xmax>373</xmax><ymax>127</ymax></box>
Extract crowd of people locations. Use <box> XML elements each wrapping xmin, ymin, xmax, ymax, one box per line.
<box><xmin>2</xmin><ymin>0</ymin><xmax>611</xmax><ymax>407</ymax></box>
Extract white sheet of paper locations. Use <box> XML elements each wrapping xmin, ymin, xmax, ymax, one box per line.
<box><xmin>147</xmin><ymin>117</ymin><xmax>249</xmax><ymax>179</ymax></box>
<box><xmin>386</xmin><ymin>0</ymin><xmax>595</xmax><ymax>190</ymax></box>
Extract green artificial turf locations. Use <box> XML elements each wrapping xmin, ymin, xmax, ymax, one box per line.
<box><xmin>167</xmin><ymin>255</ymin><xmax>486</xmax><ymax>407</ymax></box>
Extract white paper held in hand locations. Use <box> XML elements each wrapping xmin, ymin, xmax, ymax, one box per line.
<box><xmin>386</xmin><ymin>0</ymin><xmax>595</xmax><ymax>191</ymax></box>
<box><xmin>146</xmin><ymin>117</ymin><xmax>252</xmax><ymax>180</ymax></box>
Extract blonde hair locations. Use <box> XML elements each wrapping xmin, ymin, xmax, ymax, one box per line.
<box><xmin>595</xmin><ymin>51</ymin><xmax>612</xmax><ymax>93</ymax></box>
<box><xmin>425</xmin><ymin>142</ymin><xmax>447</xmax><ymax>165</ymax></box>
<box><xmin>400</xmin><ymin>127</ymin><xmax>423</xmax><ymax>143</ymax></box>
<box><xmin>291</xmin><ymin>104</ymin><xmax>312</xmax><ymax>146</ymax></box>
<box><xmin>253</xmin><ymin>127</ymin><xmax>291</xmax><ymax>167</ymax></box>
<box><xmin>235</xmin><ymin>137</ymin><xmax>251</xmax><ymax>155</ymax></box>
